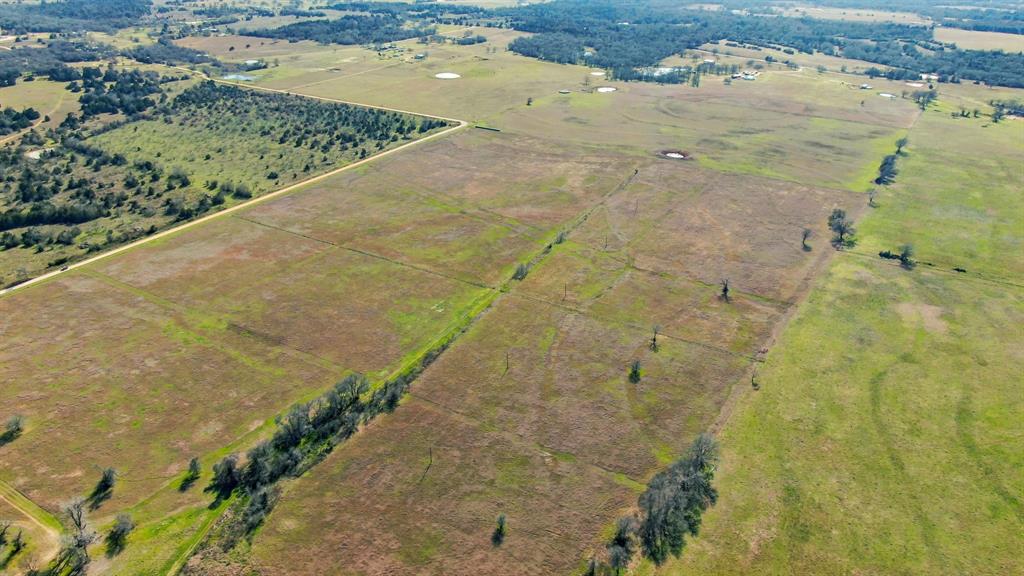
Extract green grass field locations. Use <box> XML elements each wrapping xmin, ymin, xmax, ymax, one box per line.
<box><xmin>662</xmin><ymin>95</ymin><xmax>1024</xmax><ymax>576</ymax></box>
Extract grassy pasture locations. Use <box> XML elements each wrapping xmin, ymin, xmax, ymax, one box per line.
<box><xmin>238</xmin><ymin>129</ymin><xmax>638</xmax><ymax>285</ymax></box>
<box><xmin>175</xmin><ymin>35</ymin><xmax>393</xmax><ymax>88</ymax></box>
<box><xmin>251</xmin><ymin>293</ymin><xmax>750</xmax><ymax>575</ymax></box>
<box><xmin>2</xmin><ymin>23</ymin><xmax>1019</xmax><ymax>576</ymax></box>
<box><xmin>934</xmin><ymin>27</ymin><xmax>1024</xmax><ymax>52</ymax></box>
<box><xmin>855</xmin><ymin>104</ymin><xmax>1024</xmax><ymax>283</ymax></box>
<box><xmin>0</xmin><ymin>128</ymin><xmax>638</xmax><ymax>573</ymax></box>
<box><xmin>496</xmin><ymin>72</ymin><xmax>916</xmax><ymax>191</ymax></box>
<box><xmin>252</xmin><ymin>396</ymin><xmax>638</xmax><ymax>576</ymax></box>
<box><xmin>567</xmin><ymin>161</ymin><xmax>863</xmax><ymax>303</ymax></box>
<box><xmin>252</xmin><ymin>27</ymin><xmax>596</xmax><ymax>121</ymax></box>
<box><xmin>668</xmin><ymin>256</ymin><xmax>1024</xmax><ymax>576</ymax></box>
<box><xmin>661</xmin><ymin>90</ymin><xmax>1024</xmax><ymax>576</ymax></box>
<box><xmin>0</xmin><ymin>269</ymin><xmax>336</xmax><ymax>512</ymax></box>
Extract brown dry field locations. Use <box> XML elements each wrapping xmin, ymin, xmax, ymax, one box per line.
<box><xmin>0</xmin><ymin>130</ymin><xmax>637</xmax><ymax>534</ymax></box>
<box><xmin>569</xmin><ymin>161</ymin><xmax>864</xmax><ymax>303</ymax></box>
<box><xmin>246</xmin><ymin>159</ymin><xmax>860</xmax><ymax>575</ymax></box>
<box><xmin>0</xmin><ymin>271</ymin><xmax>334</xmax><ymax>512</ymax></box>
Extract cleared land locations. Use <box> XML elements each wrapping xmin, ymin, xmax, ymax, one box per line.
<box><xmin>934</xmin><ymin>27</ymin><xmax>1024</xmax><ymax>52</ymax></box>
<box><xmin>775</xmin><ymin>5</ymin><xmax>931</xmax><ymax>25</ymax></box>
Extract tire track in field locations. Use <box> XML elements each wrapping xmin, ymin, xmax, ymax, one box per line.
<box><xmin>955</xmin><ymin>379</ymin><xmax>1024</xmax><ymax>524</ymax></box>
<box><xmin>867</xmin><ymin>366</ymin><xmax>940</xmax><ymax>555</ymax></box>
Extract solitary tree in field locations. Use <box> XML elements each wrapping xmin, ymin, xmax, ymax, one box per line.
<box><xmin>491</xmin><ymin>514</ymin><xmax>507</xmax><ymax>546</ymax></box>
<box><xmin>629</xmin><ymin>360</ymin><xmax>642</xmax><ymax>384</ymax></box>
<box><xmin>89</xmin><ymin>468</ymin><xmax>116</xmax><ymax>508</ymax></box>
<box><xmin>105</xmin><ymin>513</ymin><xmax>134</xmax><ymax>556</ymax></box>
<box><xmin>898</xmin><ymin>243</ymin><xmax>916</xmax><ymax>270</ymax></box>
<box><xmin>1</xmin><ymin>414</ymin><xmax>23</xmax><ymax>444</ymax></box>
<box><xmin>180</xmin><ymin>457</ymin><xmax>201</xmax><ymax>492</ymax></box>
<box><xmin>828</xmin><ymin>209</ymin><xmax>855</xmax><ymax>248</ymax></box>
<box><xmin>513</xmin><ymin>263</ymin><xmax>529</xmax><ymax>281</ymax></box>
<box><xmin>801</xmin><ymin>228</ymin><xmax>812</xmax><ymax>251</ymax></box>
<box><xmin>57</xmin><ymin>498</ymin><xmax>96</xmax><ymax>574</ymax></box>
<box><xmin>720</xmin><ymin>279</ymin><xmax>730</xmax><ymax>302</ymax></box>
<box><xmin>650</xmin><ymin>325</ymin><xmax>660</xmax><ymax>352</ymax></box>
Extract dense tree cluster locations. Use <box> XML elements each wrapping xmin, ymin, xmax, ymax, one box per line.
<box><xmin>125</xmin><ymin>37</ymin><xmax>214</xmax><ymax>65</ymax></box>
<box><xmin>0</xmin><ymin>40</ymin><xmax>116</xmax><ymax>87</ymax></box>
<box><xmin>248</xmin><ymin>14</ymin><xmax>435</xmax><ymax>45</ymax></box>
<box><xmin>0</xmin><ymin>107</ymin><xmax>40</xmax><ymax>136</ymax></box>
<box><xmin>172</xmin><ymin>81</ymin><xmax>449</xmax><ymax>156</ymax></box>
<box><xmin>77</xmin><ymin>68</ymin><xmax>167</xmax><ymax>118</ymax></box>
<box><xmin>591</xmin><ymin>434</ymin><xmax>719</xmax><ymax>572</ymax></box>
<box><xmin>0</xmin><ymin>0</ymin><xmax>152</xmax><ymax>34</ymax></box>
<box><xmin>637</xmin><ymin>434</ymin><xmax>719</xmax><ymax>564</ymax></box>
<box><xmin>502</xmin><ymin>0</ymin><xmax>1024</xmax><ymax>88</ymax></box>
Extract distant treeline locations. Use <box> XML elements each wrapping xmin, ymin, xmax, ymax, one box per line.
<box><xmin>0</xmin><ymin>40</ymin><xmax>116</xmax><ymax>87</ymax></box>
<box><xmin>0</xmin><ymin>37</ymin><xmax>213</xmax><ymax>88</ymax></box>
<box><xmin>774</xmin><ymin>0</ymin><xmax>1024</xmax><ymax>34</ymax></box>
<box><xmin>247</xmin><ymin>14</ymin><xmax>435</xmax><ymax>45</ymax></box>
<box><xmin>501</xmin><ymin>0</ymin><xmax>1024</xmax><ymax>88</ymax></box>
<box><xmin>0</xmin><ymin>0</ymin><xmax>152</xmax><ymax>34</ymax></box>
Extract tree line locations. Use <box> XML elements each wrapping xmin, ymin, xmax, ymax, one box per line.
<box><xmin>248</xmin><ymin>14</ymin><xmax>435</xmax><ymax>45</ymax></box>
<box><xmin>501</xmin><ymin>0</ymin><xmax>1024</xmax><ymax>88</ymax></box>
<box><xmin>0</xmin><ymin>0</ymin><xmax>152</xmax><ymax>35</ymax></box>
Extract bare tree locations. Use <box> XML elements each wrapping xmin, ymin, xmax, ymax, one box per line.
<box><xmin>801</xmin><ymin>228</ymin><xmax>812</xmax><ymax>251</ymax></box>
